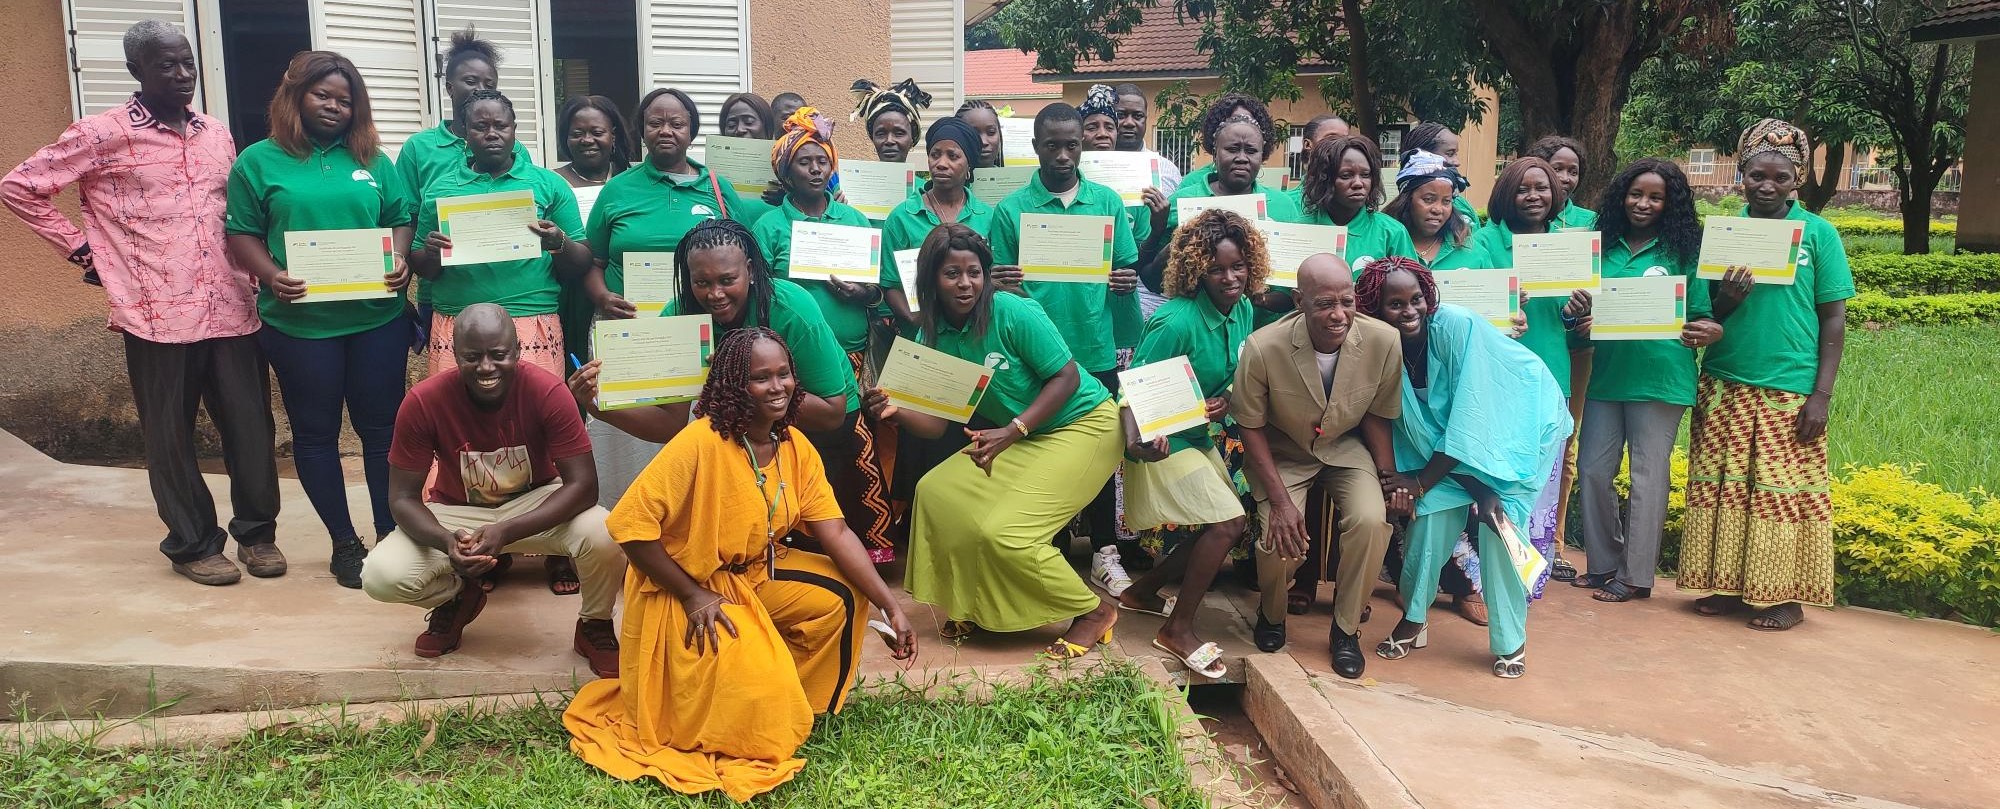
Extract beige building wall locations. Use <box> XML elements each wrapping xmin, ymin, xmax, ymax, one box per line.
<box><xmin>1959</xmin><ymin>39</ymin><xmax>2000</xmax><ymax>252</ymax></box>
<box><xmin>748</xmin><ymin>0</ymin><xmax>890</xmax><ymax>159</ymax></box>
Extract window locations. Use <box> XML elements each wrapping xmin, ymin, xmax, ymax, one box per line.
<box><xmin>1689</xmin><ymin>148</ymin><xmax>1716</xmax><ymax>175</ymax></box>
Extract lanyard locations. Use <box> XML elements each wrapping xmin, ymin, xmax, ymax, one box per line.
<box><xmin>741</xmin><ymin>432</ymin><xmax>786</xmax><ymax>569</ymax></box>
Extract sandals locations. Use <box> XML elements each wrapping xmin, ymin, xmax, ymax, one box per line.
<box><xmin>1454</xmin><ymin>594</ymin><xmax>1489</xmax><ymax>626</ymax></box>
<box><xmin>544</xmin><ymin>556</ymin><xmax>580</xmax><ymax>596</ymax></box>
<box><xmin>1747</xmin><ymin>603</ymin><xmax>1806</xmax><ymax>632</ymax></box>
<box><xmin>1592</xmin><ymin>581</ymin><xmax>1651</xmax><ymax>602</ymax></box>
<box><xmin>1693</xmin><ymin>594</ymin><xmax>1745</xmax><ymax>616</ymax></box>
<box><xmin>1493</xmin><ymin>648</ymin><xmax>1526</xmax><ymax>679</ymax></box>
<box><xmin>1043</xmin><ymin>615</ymin><xmax>1117</xmax><ymax>660</ymax></box>
<box><xmin>1117</xmin><ymin>594</ymin><xmax>1177</xmax><ymax>618</ymax></box>
<box><xmin>1374</xmin><ymin>625</ymin><xmax>1427</xmax><ymax>660</ymax></box>
<box><xmin>1550</xmin><ymin>557</ymin><xmax>1577</xmax><ymax>582</ymax></box>
<box><xmin>1571</xmin><ymin>572</ymin><xmax>1617</xmax><ymax>589</ymax></box>
<box><xmin>478</xmin><ymin>553</ymin><xmax>514</xmax><ymax>593</ymax></box>
<box><xmin>939</xmin><ymin>619</ymin><xmax>978</xmax><ymax>640</ymax></box>
<box><xmin>1154</xmin><ymin>639</ymin><xmax>1227</xmax><ymax>679</ymax></box>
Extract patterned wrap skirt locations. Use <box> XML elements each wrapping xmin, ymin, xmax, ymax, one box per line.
<box><xmin>1678</xmin><ymin>376</ymin><xmax>1835</xmax><ymax>607</ymax></box>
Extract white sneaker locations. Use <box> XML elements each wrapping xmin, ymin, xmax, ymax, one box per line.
<box><xmin>1091</xmin><ymin>546</ymin><xmax>1133</xmax><ymax>597</ymax></box>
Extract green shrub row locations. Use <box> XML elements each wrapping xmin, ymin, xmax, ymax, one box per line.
<box><xmin>1850</xmin><ymin>253</ymin><xmax>2000</xmax><ymax>295</ymax></box>
<box><xmin>1846</xmin><ymin>291</ymin><xmax>2000</xmax><ymax>325</ymax></box>
<box><xmin>1825</xmin><ymin>217</ymin><xmax>1958</xmax><ymax>238</ymax></box>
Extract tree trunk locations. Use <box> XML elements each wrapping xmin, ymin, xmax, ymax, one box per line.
<box><xmin>1801</xmin><ymin>141</ymin><xmax>1846</xmax><ymax>212</ymax></box>
<box><xmin>1342</xmin><ymin>0</ymin><xmax>1378</xmax><ymax>138</ymax></box>
<box><xmin>1902</xmin><ymin>181</ymin><xmax>1935</xmax><ymax>255</ymax></box>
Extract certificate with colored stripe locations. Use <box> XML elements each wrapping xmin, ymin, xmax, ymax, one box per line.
<box><xmin>622</xmin><ymin>252</ymin><xmax>677</xmax><ymax>315</ymax></box>
<box><xmin>702</xmin><ymin>136</ymin><xmax>778</xmax><ymax>196</ymax></box>
<box><xmin>1017</xmin><ymin>213</ymin><xmax>1114</xmax><ymax>284</ymax></box>
<box><xmin>591</xmin><ymin>315</ymin><xmax>712</xmax><ymax>411</ymax></box>
<box><xmin>283</xmin><ymin>227</ymin><xmax>395</xmax><ymax>302</ymax></box>
<box><xmin>1591</xmin><ymin>275</ymin><xmax>1687</xmax><ymax>341</ymax></box>
<box><xmin>788</xmin><ymin>221</ymin><xmax>881</xmax><ymax>283</ymax></box>
<box><xmin>436</xmin><ymin>190</ymin><xmax>538</xmax><ymax>266</ymax></box>
<box><xmin>839</xmin><ymin>160</ymin><xmax>917</xmax><ymax>219</ymax></box>
<box><xmin>1256</xmin><ymin>220</ymin><xmax>1346</xmax><ymax>287</ymax></box>
<box><xmin>1257</xmin><ymin>167</ymin><xmax>1295</xmax><ymax>191</ymax></box>
<box><xmin>1434</xmin><ymin>269</ymin><xmax>1521</xmax><ymax>329</ymax></box>
<box><xmin>1080</xmin><ymin>151</ymin><xmax>1164</xmax><ymax>205</ymax></box>
<box><xmin>877</xmin><ymin>337</ymin><xmax>992</xmax><ymax>422</ymax></box>
<box><xmin>1176</xmin><ymin>193</ymin><xmax>1268</xmax><ymax>224</ymax></box>
<box><xmin>969</xmin><ymin>166</ymin><xmax>1037</xmax><ymax>205</ymax></box>
<box><xmin>894</xmin><ymin>249</ymin><xmax>922</xmax><ymax>313</ymax></box>
<box><xmin>1513</xmin><ymin>230</ymin><xmax>1601</xmax><ymax>297</ymax></box>
<box><xmin>1001</xmin><ymin>118</ymin><xmax>1038</xmax><ymax>166</ymax></box>
<box><xmin>1697</xmin><ymin>216</ymin><xmax>1803</xmax><ymax>285</ymax></box>
<box><xmin>1119</xmin><ymin>356</ymin><xmax>1209</xmax><ymax>442</ymax></box>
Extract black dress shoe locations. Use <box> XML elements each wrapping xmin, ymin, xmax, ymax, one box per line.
<box><xmin>1330</xmin><ymin>630</ymin><xmax>1366</xmax><ymax>679</ymax></box>
<box><xmin>1254</xmin><ymin>612</ymin><xmax>1286</xmax><ymax>652</ymax></box>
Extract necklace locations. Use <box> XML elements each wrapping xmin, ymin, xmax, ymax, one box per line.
<box><xmin>567</xmin><ymin>164</ymin><xmax>611</xmax><ymax>184</ymax></box>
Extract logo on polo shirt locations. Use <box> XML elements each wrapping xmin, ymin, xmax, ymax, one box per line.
<box><xmin>691</xmin><ymin>204</ymin><xmax>717</xmax><ymax>218</ymax></box>
<box><xmin>352</xmin><ymin>169</ymin><xmax>378</xmax><ymax>187</ymax></box>
<box><xmin>983</xmin><ymin>352</ymin><xmax>1011</xmax><ymax>371</ymax></box>
<box><xmin>1644</xmin><ymin>265</ymin><xmax>1668</xmax><ymax>277</ymax></box>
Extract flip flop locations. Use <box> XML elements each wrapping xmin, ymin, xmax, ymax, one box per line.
<box><xmin>1117</xmin><ymin>595</ymin><xmax>1177</xmax><ymax>618</ymax></box>
<box><xmin>1153</xmin><ymin>639</ymin><xmax>1227</xmax><ymax>679</ymax></box>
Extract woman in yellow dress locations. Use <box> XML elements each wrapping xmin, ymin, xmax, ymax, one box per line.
<box><xmin>563</xmin><ymin>327</ymin><xmax>917</xmax><ymax>802</ymax></box>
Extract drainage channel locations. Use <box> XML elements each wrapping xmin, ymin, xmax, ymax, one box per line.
<box><xmin>1187</xmin><ymin>682</ymin><xmax>1313</xmax><ymax>808</ymax></box>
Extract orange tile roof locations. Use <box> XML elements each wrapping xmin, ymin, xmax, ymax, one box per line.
<box><xmin>964</xmin><ymin>49</ymin><xmax>1062</xmax><ymax>99</ymax></box>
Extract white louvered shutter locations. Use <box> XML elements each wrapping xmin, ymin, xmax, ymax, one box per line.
<box><xmin>310</xmin><ymin>0</ymin><xmax>430</xmax><ymax>158</ymax></box>
<box><xmin>889</xmin><ymin>0</ymin><xmax>962</xmax><ymax>118</ymax></box>
<box><xmin>640</xmin><ymin>0</ymin><xmax>750</xmax><ymax>147</ymax></box>
<box><xmin>63</xmin><ymin>0</ymin><xmax>201</xmax><ymax>118</ymax></box>
<box><xmin>431</xmin><ymin>0</ymin><xmax>551</xmax><ymax>164</ymax></box>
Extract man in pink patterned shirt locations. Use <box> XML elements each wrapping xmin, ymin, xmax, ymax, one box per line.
<box><xmin>3</xmin><ymin>20</ymin><xmax>282</xmax><ymax>586</ymax></box>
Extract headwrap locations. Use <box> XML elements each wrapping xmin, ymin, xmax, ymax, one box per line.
<box><xmin>926</xmin><ymin>116</ymin><xmax>984</xmax><ymax>171</ymax></box>
<box><xmin>1396</xmin><ymin>149</ymin><xmax>1469</xmax><ymax>194</ymax></box>
<box><xmin>1737</xmin><ymin>118</ymin><xmax>1809</xmax><ymax>169</ymax></box>
<box><xmin>1080</xmin><ymin>84</ymin><xmax>1118</xmax><ymax>120</ymax></box>
<box><xmin>850</xmin><ymin>79</ymin><xmax>933</xmax><ymax>133</ymax></box>
<box><xmin>771</xmin><ymin>106</ymin><xmax>839</xmax><ymax>181</ymax></box>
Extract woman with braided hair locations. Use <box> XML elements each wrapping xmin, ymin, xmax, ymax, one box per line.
<box><xmin>564</xmin><ymin>326</ymin><xmax>915</xmax><ymax>801</ymax></box>
<box><xmin>851</xmin><ymin>78</ymin><xmax>932</xmax><ymax>163</ymax></box>
<box><xmin>956</xmin><ymin>99</ymin><xmax>1008</xmax><ymax>169</ymax></box>
<box><xmin>1358</xmin><ymin>257</ymin><xmax>1570</xmax><ymax>679</ymax></box>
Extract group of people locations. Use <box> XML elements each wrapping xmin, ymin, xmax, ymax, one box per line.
<box><xmin>3</xmin><ymin>19</ymin><xmax>1854</xmax><ymax>802</ymax></box>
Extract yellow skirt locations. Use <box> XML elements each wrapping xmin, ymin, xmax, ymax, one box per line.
<box><xmin>1123</xmin><ymin>446</ymin><xmax>1244</xmax><ymax>532</ymax></box>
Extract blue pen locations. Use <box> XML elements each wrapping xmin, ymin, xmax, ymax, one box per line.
<box><xmin>568</xmin><ymin>353</ymin><xmax>583</xmax><ymax>370</ymax></box>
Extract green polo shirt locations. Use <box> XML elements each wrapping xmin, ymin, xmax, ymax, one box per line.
<box><xmin>1177</xmin><ymin>163</ymin><xmax>1214</xmax><ymax>194</ymax></box>
<box><xmin>988</xmin><ymin>172</ymin><xmax>1141</xmax><ymax>374</ymax></box>
<box><xmin>1587</xmin><ymin>237</ymin><xmax>1712</xmax><ymax>406</ymax></box>
<box><xmin>1553</xmin><ymin>200</ymin><xmax>1598</xmax><ymax>231</ymax></box>
<box><xmin>1288</xmin><ymin>196</ymin><xmax>1418</xmax><ymax>274</ymax></box>
<box><xmin>396</xmin><ymin>125</ymin><xmax>535</xmax><ymax>304</ymax></box>
<box><xmin>1452</xmin><ymin>195</ymin><xmax>1481</xmax><ymax>231</ymax></box>
<box><xmin>1164</xmin><ymin>176</ymin><xmax>1304</xmax><ymax>231</ymax></box>
<box><xmin>585</xmin><ymin>158</ymin><xmax>746</xmax><ymax>299</ymax></box>
<box><xmin>926</xmin><ymin>290</ymin><xmax>1109</xmax><ymax>433</ymax></box>
<box><xmin>1421</xmin><ymin>235</ymin><xmax>1491</xmax><ymax>271</ymax></box>
<box><xmin>1130</xmin><ymin>293</ymin><xmax>1254</xmax><ymax>453</ymax></box>
<box><xmin>664</xmin><ymin>278</ymin><xmax>860</xmax><ymax>413</ymax></box>
<box><xmin>1701</xmin><ymin>202</ymin><xmax>1856</xmax><ymax>396</ymax></box>
<box><xmin>755</xmin><ymin>195</ymin><xmax>875</xmax><ymax>352</ymax></box>
<box><xmin>879</xmin><ymin>187</ymin><xmax>997</xmax><ymax>292</ymax></box>
<box><xmin>225</xmin><ymin>138</ymin><xmax>412</xmax><ymax>339</ymax></box>
<box><xmin>1470</xmin><ymin>221</ymin><xmax>1575</xmax><ymax>398</ymax></box>
<box><xmin>413</xmin><ymin>157</ymin><xmax>582</xmax><ymax>317</ymax></box>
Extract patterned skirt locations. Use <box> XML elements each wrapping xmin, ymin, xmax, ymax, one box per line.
<box><xmin>426</xmin><ymin>312</ymin><xmax>566</xmax><ymax>379</ymax></box>
<box><xmin>1678</xmin><ymin>376</ymin><xmax>1835</xmax><ymax>607</ymax></box>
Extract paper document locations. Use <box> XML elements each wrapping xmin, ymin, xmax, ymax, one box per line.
<box><xmin>437</xmin><ymin>190</ymin><xmax>538</xmax><ymax>266</ymax></box>
<box><xmin>1591</xmin><ymin>275</ymin><xmax>1687</xmax><ymax>341</ymax></box>
<box><xmin>623</xmin><ymin>252</ymin><xmax>678</xmax><ymax>315</ymax></box>
<box><xmin>1119</xmin><ymin>356</ymin><xmax>1209</xmax><ymax>442</ymax></box>
<box><xmin>1256</xmin><ymin>220</ymin><xmax>1346</xmax><ymax>288</ymax></box>
<box><xmin>591</xmin><ymin>315</ymin><xmax>713</xmax><ymax>411</ymax></box>
<box><xmin>1016</xmin><ymin>213</ymin><xmax>1114</xmax><ymax>284</ymax></box>
<box><xmin>894</xmin><ymin>249</ymin><xmax>922</xmax><ymax>313</ymax></box>
<box><xmin>1434</xmin><ymin>269</ymin><xmax>1521</xmax><ymax>329</ymax></box>
<box><xmin>1697</xmin><ymin>216</ymin><xmax>1803</xmax><ymax>285</ymax></box>
<box><xmin>1512</xmin><ymin>230</ymin><xmax>1601</xmax><ymax>297</ymax></box>
<box><xmin>969</xmin><ymin>166</ymin><xmax>1037</xmax><ymax>205</ymax></box>
<box><xmin>703</xmin><ymin>136</ymin><xmax>778</xmax><ymax>196</ymax></box>
<box><xmin>788</xmin><ymin>221</ymin><xmax>881</xmax><ymax>284</ymax></box>
<box><xmin>876</xmin><ymin>337</ymin><xmax>993</xmax><ymax>422</ymax></box>
<box><xmin>1257</xmin><ymin>167</ymin><xmax>1295</xmax><ymax>191</ymax></box>
<box><xmin>572</xmin><ymin>185</ymin><xmax>602</xmax><ymax>224</ymax></box>
<box><xmin>283</xmin><ymin>227</ymin><xmax>395</xmax><ymax>302</ymax></box>
<box><xmin>1079</xmin><ymin>151</ymin><xmax>1164</xmax><ymax>205</ymax></box>
<box><xmin>1000</xmin><ymin>118</ymin><xmax>1038</xmax><ymax>166</ymax></box>
<box><xmin>839</xmin><ymin>160</ymin><xmax>916</xmax><ymax>220</ymax></box>
<box><xmin>1176</xmin><ymin>193</ymin><xmax>1268</xmax><ymax>224</ymax></box>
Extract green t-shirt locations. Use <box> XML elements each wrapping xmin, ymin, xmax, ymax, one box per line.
<box><xmin>1554</xmin><ymin>200</ymin><xmax>1598</xmax><ymax>231</ymax></box>
<box><xmin>1421</xmin><ymin>234</ymin><xmax>1492</xmax><ymax>271</ymax></box>
<box><xmin>1587</xmin><ymin>237</ymin><xmax>1713</xmax><ymax>406</ymax></box>
<box><xmin>926</xmin><ymin>290</ymin><xmax>1109</xmax><ymax>432</ymax></box>
<box><xmin>396</xmin><ymin>122</ymin><xmax>533</xmax><ymax>307</ymax></box>
<box><xmin>1452</xmin><ymin>195</ymin><xmax>1481</xmax><ymax>231</ymax></box>
<box><xmin>1176</xmin><ymin>163</ymin><xmax>1214</xmax><ymax>195</ymax></box>
<box><xmin>663</xmin><ymin>277</ymin><xmax>860</xmax><ymax>413</ymax></box>
<box><xmin>414</xmin><ymin>157</ymin><xmax>583</xmax><ymax>316</ymax></box>
<box><xmin>878</xmin><ymin>187</ymin><xmax>997</xmax><ymax>293</ymax></box>
<box><xmin>754</xmin><ymin>195</ymin><xmax>875</xmax><ymax>352</ymax></box>
<box><xmin>1701</xmin><ymin>202</ymin><xmax>1856</xmax><ymax>395</ymax></box>
<box><xmin>1288</xmin><ymin>196</ymin><xmax>1418</xmax><ymax>275</ymax></box>
<box><xmin>987</xmin><ymin>172</ymin><xmax>1141</xmax><ymax>374</ymax></box>
<box><xmin>1164</xmin><ymin>176</ymin><xmax>1304</xmax><ymax>232</ymax></box>
<box><xmin>585</xmin><ymin>159</ymin><xmax>746</xmax><ymax>298</ymax></box>
<box><xmin>1130</xmin><ymin>293</ymin><xmax>1254</xmax><ymax>453</ymax></box>
<box><xmin>225</xmin><ymin>139</ymin><xmax>411</xmax><ymax>339</ymax></box>
<box><xmin>1470</xmin><ymin>221</ymin><xmax>1575</xmax><ymax>398</ymax></box>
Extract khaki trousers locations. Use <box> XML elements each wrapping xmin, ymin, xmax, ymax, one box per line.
<box><xmin>361</xmin><ymin>483</ymin><xmax>624</xmax><ymax>620</ymax></box>
<box><xmin>1254</xmin><ymin>464</ymin><xmax>1391</xmax><ymax>635</ymax></box>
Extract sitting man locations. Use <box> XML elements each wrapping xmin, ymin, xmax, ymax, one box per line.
<box><xmin>363</xmin><ymin>304</ymin><xmax>623</xmax><ymax>677</ymax></box>
<box><xmin>1233</xmin><ymin>253</ymin><xmax>1406</xmax><ymax>679</ymax></box>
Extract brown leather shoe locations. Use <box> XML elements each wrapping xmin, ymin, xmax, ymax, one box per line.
<box><xmin>574</xmin><ymin>618</ymin><xmax>620</xmax><ymax>679</ymax></box>
<box><xmin>236</xmin><ymin>543</ymin><xmax>288</xmax><ymax>578</ymax></box>
<box><xmin>171</xmin><ymin>554</ymin><xmax>242</xmax><ymax>586</ymax></box>
<box><xmin>1456</xmin><ymin>593</ymin><xmax>1490</xmax><ymax>626</ymax></box>
<box><xmin>414</xmin><ymin>583</ymin><xmax>488</xmax><ymax>658</ymax></box>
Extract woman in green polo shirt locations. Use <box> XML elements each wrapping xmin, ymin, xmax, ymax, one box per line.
<box><xmin>1157</xmin><ymin>96</ymin><xmax>1302</xmax><ymax>323</ymax></box>
<box><xmin>1291</xmin><ymin>135</ymin><xmax>1417</xmax><ymax>274</ymax></box>
<box><xmin>852</xmin><ymin>79</ymin><xmax>931</xmax><ymax>164</ymax></box>
<box><xmin>1116</xmin><ymin>210</ymin><xmax>1262</xmax><ymax>679</ymax></box>
<box><xmin>1680</xmin><ymin>119</ymin><xmax>1855</xmax><ymax>632</ymax></box>
<box><xmin>1386</xmin><ymin>151</ymin><xmax>1488</xmax><ymax>271</ymax></box>
<box><xmin>224</xmin><ymin>52</ymin><xmax>413</xmax><ymax>589</ymax></box>
<box><xmin>861</xmin><ymin>223</ymin><xmax>1123</xmax><ymax>658</ymax></box>
<box><xmin>553</xmin><ymin>93</ymin><xmax>632</xmax><ymax>413</ymax></box>
<box><xmin>1405</xmin><ymin>121</ymin><xmax>1481</xmax><ymax>230</ymax></box>
<box><xmin>1574</xmin><ymin>158</ymin><xmax>1723</xmax><ymax>604</ymax></box>
<box><xmin>410</xmin><ymin>90</ymin><xmax>589</xmax><ymax>380</ymax></box>
<box><xmin>1528</xmin><ymin>137</ymin><xmax>1598</xmax><ymax>572</ymax></box>
<box><xmin>1527</xmin><ymin>135</ymin><xmax>1598</xmax><ymax>231</ymax></box>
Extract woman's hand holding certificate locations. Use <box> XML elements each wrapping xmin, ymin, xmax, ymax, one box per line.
<box><xmin>1118</xmin><ymin>356</ymin><xmax>1208</xmax><ymax>442</ymax></box>
<box><xmin>282</xmin><ymin>228</ymin><xmax>399</xmax><ymax>302</ymax></box>
<box><xmin>1698</xmin><ymin>216</ymin><xmax>1803</xmax><ymax>285</ymax></box>
<box><xmin>875</xmin><ymin>337</ymin><xmax>993</xmax><ymax>422</ymax></box>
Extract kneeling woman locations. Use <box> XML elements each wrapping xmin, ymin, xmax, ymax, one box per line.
<box><xmin>863</xmin><ymin>223</ymin><xmax>1123</xmax><ymax>656</ymax></box>
<box><xmin>1360</xmin><ymin>258</ymin><xmax>1570</xmax><ymax>678</ymax></box>
<box><xmin>564</xmin><ymin>328</ymin><xmax>915</xmax><ymax>802</ymax></box>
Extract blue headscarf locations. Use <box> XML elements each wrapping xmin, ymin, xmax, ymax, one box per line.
<box><xmin>1080</xmin><ymin>84</ymin><xmax>1118</xmax><ymax>120</ymax></box>
<box><xmin>1396</xmin><ymin>149</ymin><xmax>1469</xmax><ymax>195</ymax></box>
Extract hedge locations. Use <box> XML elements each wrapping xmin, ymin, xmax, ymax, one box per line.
<box><xmin>1825</xmin><ymin>217</ymin><xmax>1957</xmax><ymax>238</ymax></box>
<box><xmin>1846</xmin><ymin>291</ymin><xmax>2000</xmax><ymax>325</ymax></box>
<box><xmin>1850</xmin><ymin>253</ymin><xmax>2000</xmax><ymax>295</ymax></box>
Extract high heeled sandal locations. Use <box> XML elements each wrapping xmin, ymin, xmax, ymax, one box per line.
<box><xmin>1374</xmin><ymin>626</ymin><xmax>1428</xmax><ymax>660</ymax></box>
<box><xmin>939</xmin><ymin>619</ymin><xmax>978</xmax><ymax>640</ymax></box>
<box><xmin>1493</xmin><ymin>649</ymin><xmax>1526</xmax><ymax>679</ymax></box>
<box><xmin>1043</xmin><ymin>627</ymin><xmax>1114</xmax><ymax>660</ymax></box>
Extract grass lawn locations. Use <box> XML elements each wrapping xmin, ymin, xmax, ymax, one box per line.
<box><xmin>2</xmin><ymin>664</ymin><xmax>1210</xmax><ymax>809</ymax></box>
<box><xmin>1841</xmin><ymin>233</ymin><xmax>1957</xmax><ymax>256</ymax></box>
<box><xmin>1828</xmin><ymin>322</ymin><xmax>2000</xmax><ymax>493</ymax></box>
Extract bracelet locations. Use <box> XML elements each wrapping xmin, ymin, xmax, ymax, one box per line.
<box><xmin>1011</xmin><ymin>417</ymin><xmax>1031</xmax><ymax>437</ymax></box>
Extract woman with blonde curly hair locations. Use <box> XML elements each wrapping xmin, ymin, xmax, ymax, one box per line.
<box><xmin>1114</xmin><ymin>209</ymin><xmax>1265</xmax><ymax>677</ymax></box>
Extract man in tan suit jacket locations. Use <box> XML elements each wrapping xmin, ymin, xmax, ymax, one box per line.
<box><xmin>1233</xmin><ymin>254</ymin><xmax>1406</xmax><ymax>679</ymax></box>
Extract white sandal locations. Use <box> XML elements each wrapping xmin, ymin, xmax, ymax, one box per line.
<box><xmin>1374</xmin><ymin>626</ymin><xmax>1427</xmax><ymax>660</ymax></box>
<box><xmin>1154</xmin><ymin>639</ymin><xmax>1227</xmax><ymax>678</ymax></box>
<box><xmin>1493</xmin><ymin>649</ymin><xmax>1526</xmax><ymax>679</ymax></box>
<box><xmin>1117</xmin><ymin>595</ymin><xmax>1177</xmax><ymax>618</ymax></box>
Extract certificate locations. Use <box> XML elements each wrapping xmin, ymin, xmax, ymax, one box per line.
<box><xmin>572</xmin><ymin>185</ymin><xmax>602</xmax><ymax>224</ymax></box>
<box><xmin>622</xmin><ymin>252</ymin><xmax>678</xmax><ymax>315</ymax></box>
<box><xmin>1591</xmin><ymin>275</ymin><xmax>1687</xmax><ymax>341</ymax></box>
<box><xmin>1017</xmin><ymin>213</ymin><xmax>1113</xmax><ymax>284</ymax></box>
<box><xmin>1256</xmin><ymin>220</ymin><xmax>1346</xmax><ymax>288</ymax></box>
<box><xmin>969</xmin><ymin>166</ymin><xmax>1038</xmax><ymax>205</ymax></box>
<box><xmin>839</xmin><ymin>159</ymin><xmax>916</xmax><ymax>220</ymax></box>
<box><xmin>1176</xmin><ymin>193</ymin><xmax>1268</xmax><ymax>224</ymax></box>
<box><xmin>1494</xmin><ymin>515</ymin><xmax>1549</xmax><ymax>591</ymax></box>
<box><xmin>788</xmin><ymin>221</ymin><xmax>881</xmax><ymax>284</ymax></box>
<box><xmin>1512</xmin><ymin>230</ymin><xmax>1601</xmax><ymax>297</ymax></box>
<box><xmin>703</xmin><ymin>136</ymin><xmax>778</xmax><ymax>196</ymax></box>
<box><xmin>1433</xmin><ymin>269</ymin><xmax>1520</xmax><ymax>329</ymax></box>
<box><xmin>876</xmin><ymin>337</ymin><xmax>993</xmax><ymax>422</ymax></box>
<box><xmin>1697</xmin><ymin>216</ymin><xmax>1803</xmax><ymax>285</ymax></box>
<box><xmin>437</xmin><ymin>190</ymin><xmax>538</xmax><ymax>266</ymax></box>
<box><xmin>1079</xmin><ymin>151</ymin><xmax>1163</xmax><ymax>205</ymax></box>
<box><xmin>1257</xmin><ymin>167</ymin><xmax>1295</xmax><ymax>191</ymax></box>
<box><xmin>591</xmin><ymin>315</ymin><xmax>713</xmax><ymax>411</ymax></box>
<box><xmin>1000</xmin><ymin>117</ymin><xmax>1038</xmax><ymax>166</ymax></box>
<box><xmin>283</xmin><ymin>227</ymin><xmax>395</xmax><ymax>302</ymax></box>
<box><xmin>893</xmin><ymin>249</ymin><xmax>921</xmax><ymax>313</ymax></box>
<box><xmin>1118</xmin><ymin>356</ymin><xmax>1208</xmax><ymax>442</ymax></box>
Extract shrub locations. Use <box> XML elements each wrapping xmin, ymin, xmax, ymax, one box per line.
<box><xmin>1850</xmin><ymin>253</ymin><xmax>2000</xmax><ymax>295</ymax></box>
<box><xmin>1846</xmin><ymin>292</ymin><xmax>2000</xmax><ymax>325</ymax></box>
<box><xmin>1824</xmin><ymin>217</ymin><xmax>1957</xmax><ymax>238</ymax></box>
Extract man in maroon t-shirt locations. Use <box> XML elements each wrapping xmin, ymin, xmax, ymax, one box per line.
<box><xmin>361</xmin><ymin>305</ymin><xmax>622</xmax><ymax>677</ymax></box>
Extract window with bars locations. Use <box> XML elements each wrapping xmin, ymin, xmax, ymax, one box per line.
<box><xmin>1689</xmin><ymin>148</ymin><xmax>1716</xmax><ymax>175</ymax></box>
